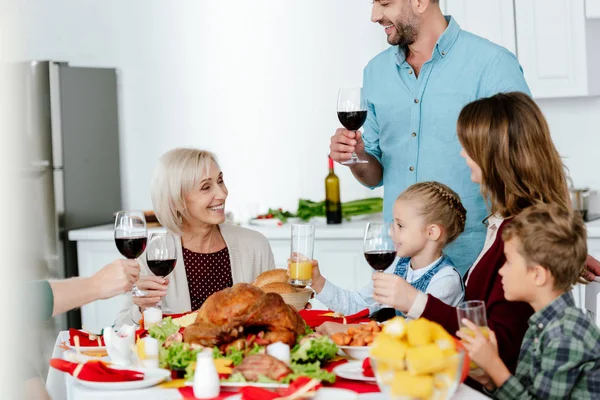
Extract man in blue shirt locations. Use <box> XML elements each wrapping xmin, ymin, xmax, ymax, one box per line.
<box><xmin>330</xmin><ymin>0</ymin><xmax>530</xmax><ymax>274</ymax></box>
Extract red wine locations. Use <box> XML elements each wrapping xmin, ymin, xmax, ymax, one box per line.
<box><xmin>115</xmin><ymin>237</ymin><xmax>147</xmax><ymax>259</ymax></box>
<box><xmin>338</xmin><ymin>111</ymin><xmax>367</xmax><ymax>131</ymax></box>
<box><xmin>364</xmin><ymin>250</ymin><xmax>396</xmax><ymax>271</ymax></box>
<box><xmin>147</xmin><ymin>259</ymin><xmax>176</xmax><ymax>277</ymax></box>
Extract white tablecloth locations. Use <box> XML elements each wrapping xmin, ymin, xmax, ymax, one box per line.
<box><xmin>46</xmin><ymin>331</ymin><xmax>490</xmax><ymax>400</ymax></box>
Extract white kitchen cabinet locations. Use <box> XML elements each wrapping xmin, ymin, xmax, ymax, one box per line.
<box><xmin>515</xmin><ymin>0</ymin><xmax>600</xmax><ymax>98</ymax></box>
<box><xmin>443</xmin><ymin>0</ymin><xmax>517</xmax><ymax>55</ymax></box>
<box><xmin>587</xmin><ymin>0</ymin><xmax>600</xmax><ymax>18</ymax></box>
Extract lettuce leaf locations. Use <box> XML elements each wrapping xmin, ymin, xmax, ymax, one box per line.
<box><xmin>148</xmin><ymin>317</ymin><xmax>179</xmax><ymax>342</ymax></box>
<box><xmin>282</xmin><ymin>361</ymin><xmax>336</xmax><ymax>384</ymax></box>
<box><xmin>159</xmin><ymin>342</ymin><xmax>201</xmax><ymax>369</ymax></box>
<box><xmin>291</xmin><ymin>335</ymin><xmax>337</xmax><ymax>365</ymax></box>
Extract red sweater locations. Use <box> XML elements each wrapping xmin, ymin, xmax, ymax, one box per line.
<box><xmin>422</xmin><ymin>220</ymin><xmax>533</xmax><ymax>376</ymax></box>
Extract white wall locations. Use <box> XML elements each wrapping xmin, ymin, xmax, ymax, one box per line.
<box><xmin>16</xmin><ymin>0</ymin><xmax>387</xmax><ymax>221</ymax></box>
<box><xmin>538</xmin><ymin>97</ymin><xmax>600</xmax><ymax>214</ymax></box>
<box><xmin>15</xmin><ymin>0</ymin><xmax>600</xmax><ymax>220</ymax></box>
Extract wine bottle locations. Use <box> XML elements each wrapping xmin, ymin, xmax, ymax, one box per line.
<box><xmin>325</xmin><ymin>156</ymin><xmax>342</xmax><ymax>224</ymax></box>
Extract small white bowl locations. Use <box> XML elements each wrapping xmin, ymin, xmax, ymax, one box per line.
<box><xmin>338</xmin><ymin>345</ymin><xmax>371</xmax><ymax>360</ymax></box>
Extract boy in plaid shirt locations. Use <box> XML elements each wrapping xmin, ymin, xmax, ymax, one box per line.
<box><xmin>458</xmin><ymin>203</ymin><xmax>600</xmax><ymax>399</ymax></box>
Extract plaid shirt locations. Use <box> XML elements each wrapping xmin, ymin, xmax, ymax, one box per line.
<box><xmin>494</xmin><ymin>292</ymin><xmax>600</xmax><ymax>399</ymax></box>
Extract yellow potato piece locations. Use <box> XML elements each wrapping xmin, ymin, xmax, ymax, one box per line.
<box><xmin>370</xmin><ymin>334</ymin><xmax>408</xmax><ymax>360</ymax></box>
<box><xmin>214</xmin><ymin>359</ymin><xmax>233</xmax><ymax>374</ymax></box>
<box><xmin>406</xmin><ymin>318</ymin><xmax>433</xmax><ymax>347</ymax></box>
<box><xmin>392</xmin><ymin>370</ymin><xmax>434</xmax><ymax>399</ymax></box>
<box><xmin>382</xmin><ymin>316</ymin><xmax>407</xmax><ymax>339</ymax></box>
<box><xmin>430</xmin><ymin>321</ymin><xmax>454</xmax><ymax>342</ymax></box>
<box><xmin>406</xmin><ymin>344</ymin><xmax>447</xmax><ymax>375</ymax></box>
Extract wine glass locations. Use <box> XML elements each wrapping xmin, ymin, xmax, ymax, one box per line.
<box><xmin>114</xmin><ymin>211</ymin><xmax>147</xmax><ymax>296</ymax></box>
<box><xmin>146</xmin><ymin>232</ymin><xmax>178</xmax><ymax>310</ymax></box>
<box><xmin>363</xmin><ymin>222</ymin><xmax>396</xmax><ymax>272</ymax></box>
<box><xmin>337</xmin><ymin>88</ymin><xmax>368</xmax><ymax>165</ymax></box>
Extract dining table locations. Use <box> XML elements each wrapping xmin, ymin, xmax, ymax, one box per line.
<box><xmin>46</xmin><ymin>308</ymin><xmax>491</xmax><ymax>400</ymax></box>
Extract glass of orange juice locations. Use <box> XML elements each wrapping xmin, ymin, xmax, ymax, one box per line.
<box><xmin>457</xmin><ymin>300</ymin><xmax>488</xmax><ymax>373</ymax></box>
<box><xmin>289</xmin><ymin>224</ymin><xmax>315</xmax><ymax>287</ymax></box>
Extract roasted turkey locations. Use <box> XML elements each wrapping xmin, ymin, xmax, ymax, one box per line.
<box><xmin>183</xmin><ymin>283</ymin><xmax>306</xmax><ymax>348</ymax></box>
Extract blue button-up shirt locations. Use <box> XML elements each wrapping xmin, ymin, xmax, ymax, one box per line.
<box><xmin>362</xmin><ymin>16</ymin><xmax>530</xmax><ymax>274</ymax></box>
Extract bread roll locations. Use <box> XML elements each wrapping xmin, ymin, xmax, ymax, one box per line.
<box><xmin>261</xmin><ymin>282</ymin><xmax>297</xmax><ymax>294</ymax></box>
<box><xmin>254</xmin><ymin>269</ymin><xmax>289</xmax><ymax>287</ymax></box>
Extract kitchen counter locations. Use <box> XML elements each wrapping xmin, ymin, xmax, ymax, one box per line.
<box><xmin>69</xmin><ymin>218</ymin><xmax>600</xmax><ymax>241</ymax></box>
<box><xmin>68</xmin><ymin>220</ymin><xmax>374</xmax><ymax>241</ymax></box>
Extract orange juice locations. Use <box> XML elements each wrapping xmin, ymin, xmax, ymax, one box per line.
<box><xmin>289</xmin><ymin>260</ymin><xmax>313</xmax><ymax>281</ymax></box>
<box><xmin>459</xmin><ymin>326</ymin><xmax>490</xmax><ymax>369</ymax></box>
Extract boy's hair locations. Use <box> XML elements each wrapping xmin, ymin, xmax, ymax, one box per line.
<box><xmin>397</xmin><ymin>181</ymin><xmax>467</xmax><ymax>245</ymax></box>
<box><xmin>502</xmin><ymin>203</ymin><xmax>588</xmax><ymax>291</ymax></box>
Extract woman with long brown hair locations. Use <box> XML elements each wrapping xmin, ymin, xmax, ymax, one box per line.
<box><xmin>370</xmin><ymin>92</ymin><xmax>569</xmax><ymax>387</ymax></box>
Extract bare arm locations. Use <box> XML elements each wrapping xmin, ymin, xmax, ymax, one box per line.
<box><xmin>349</xmin><ymin>150</ymin><xmax>383</xmax><ymax>187</ymax></box>
<box><xmin>49</xmin><ymin>259</ymin><xmax>140</xmax><ymax>317</ymax></box>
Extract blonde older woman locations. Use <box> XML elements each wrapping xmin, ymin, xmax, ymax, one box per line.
<box><xmin>115</xmin><ymin>148</ymin><xmax>275</xmax><ymax>325</ymax></box>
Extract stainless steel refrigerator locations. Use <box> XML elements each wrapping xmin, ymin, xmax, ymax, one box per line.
<box><xmin>23</xmin><ymin>61</ymin><xmax>122</xmax><ymax>333</ymax></box>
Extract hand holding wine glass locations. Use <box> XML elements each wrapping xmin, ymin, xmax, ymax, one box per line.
<box><xmin>114</xmin><ymin>211</ymin><xmax>147</xmax><ymax>297</ymax></box>
<box><xmin>144</xmin><ymin>232</ymin><xmax>178</xmax><ymax>311</ymax></box>
<box><xmin>335</xmin><ymin>88</ymin><xmax>368</xmax><ymax>165</ymax></box>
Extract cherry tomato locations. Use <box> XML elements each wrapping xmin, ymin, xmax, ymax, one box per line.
<box><xmin>267</xmin><ymin>214</ymin><xmax>273</xmax><ymax>219</ymax></box>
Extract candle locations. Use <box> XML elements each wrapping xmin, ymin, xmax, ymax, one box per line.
<box><xmin>193</xmin><ymin>349</ymin><xmax>220</xmax><ymax>398</ymax></box>
<box><xmin>266</xmin><ymin>341</ymin><xmax>291</xmax><ymax>365</ymax></box>
<box><xmin>143</xmin><ymin>307</ymin><xmax>162</xmax><ymax>329</ymax></box>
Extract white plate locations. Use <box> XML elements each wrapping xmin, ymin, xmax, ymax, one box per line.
<box><xmin>357</xmin><ymin>394</ymin><xmax>387</xmax><ymax>400</ymax></box>
<box><xmin>248</xmin><ymin>217</ymin><xmax>301</xmax><ymax>226</ymax></box>
<box><xmin>338</xmin><ymin>346</ymin><xmax>371</xmax><ymax>360</ymax></box>
<box><xmin>225</xmin><ymin>388</ymin><xmax>359</xmax><ymax>399</ymax></box>
<box><xmin>75</xmin><ymin>367</ymin><xmax>171</xmax><ymax>390</ymax></box>
<box><xmin>333</xmin><ymin>361</ymin><xmax>376</xmax><ymax>382</ymax></box>
<box><xmin>185</xmin><ymin>380</ymin><xmax>289</xmax><ymax>390</ymax></box>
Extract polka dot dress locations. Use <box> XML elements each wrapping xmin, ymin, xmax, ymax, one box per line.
<box><xmin>183</xmin><ymin>246</ymin><xmax>233</xmax><ymax>311</ymax></box>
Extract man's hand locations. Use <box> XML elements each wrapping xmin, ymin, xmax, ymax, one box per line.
<box><xmin>91</xmin><ymin>259</ymin><xmax>140</xmax><ymax>300</ymax></box>
<box><xmin>131</xmin><ymin>275</ymin><xmax>170</xmax><ymax>312</ymax></box>
<box><xmin>582</xmin><ymin>254</ymin><xmax>600</xmax><ymax>282</ymax></box>
<box><xmin>329</xmin><ymin>129</ymin><xmax>366</xmax><ymax>163</ymax></box>
<box><xmin>372</xmin><ymin>273</ymin><xmax>418</xmax><ymax>313</ymax></box>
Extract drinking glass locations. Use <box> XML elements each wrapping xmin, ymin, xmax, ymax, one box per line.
<box><xmin>457</xmin><ymin>300</ymin><xmax>489</xmax><ymax>373</ymax></box>
<box><xmin>288</xmin><ymin>224</ymin><xmax>315</xmax><ymax>287</ymax></box>
<box><xmin>114</xmin><ymin>211</ymin><xmax>147</xmax><ymax>296</ymax></box>
<box><xmin>146</xmin><ymin>232</ymin><xmax>177</xmax><ymax>310</ymax></box>
<box><xmin>337</xmin><ymin>88</ymin><xmax>368</xmax><ymax>165</ymax></box>
<box><xmin>363</xmin><ymin>222</ymin><xmax>396</xmax><ymax>272</ymax></box>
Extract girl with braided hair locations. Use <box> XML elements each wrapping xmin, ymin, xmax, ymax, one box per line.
<box><xmin>310</xmin><ymin>181</ymin><xmax>467</xmax><ymax>317</ymax></box>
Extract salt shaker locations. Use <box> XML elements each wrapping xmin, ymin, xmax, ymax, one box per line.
<box><xmin>143</xmin><ymin>307</ymin><xmax>162</xmax><ymax>329</ymax></box>
<box><xmin>141</xmin><ymin>337</ymin><xmax>159</xmax><ymax>369</ymax></box>
<box><xmin>193</xmin><ymin>349</ymin><xmax>220</xmax><ymax>399</ymax></box>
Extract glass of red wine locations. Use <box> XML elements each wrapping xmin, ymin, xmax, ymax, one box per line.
<box><xmin>114</xmin><ymin>211</ymin><xmax>147</xmax><ymax>296</ymax></box>
<box><xmin>364</xmin><ymin>221</ymin><xmax>396</xmax><ymax>272</ymax></box>
<box><xmin>146</xmin><ymin>232</ymin><xmax>177</xmax><ymax>310</ymax></box>
<box><xmin>337</xmin><ymin>88</ymin><xmax>368</xmax><ymax>165</ymax></box>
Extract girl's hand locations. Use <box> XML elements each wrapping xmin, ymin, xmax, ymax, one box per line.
<box><xmin>372</xmin><ymin>273</ymin><xmax>418</xmax><ymax>313</ymax></box>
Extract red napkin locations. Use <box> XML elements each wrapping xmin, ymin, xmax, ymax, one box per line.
<box><xmin>50</xmin><ymin>359</ymin><xmax>143</xmax><ymax>382</ymax></box>
<box><xmin>239</xmin><ymin>377</ymin><xmax>322</xmax><ymax>400</ymax></box>
<box><xmin>362</xmin><ymin>358</ymin><xmax>374</xmax><ymax>378</ymax></box>
<box><xmin>298</xmin><ymin>309</ymin><xmax>370</xmax><ymax>328</ymax></box>
<box><xmin>68</xmin><ymin>328</ymin><xmax>105</xmax><ymax>347</ymax></box>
